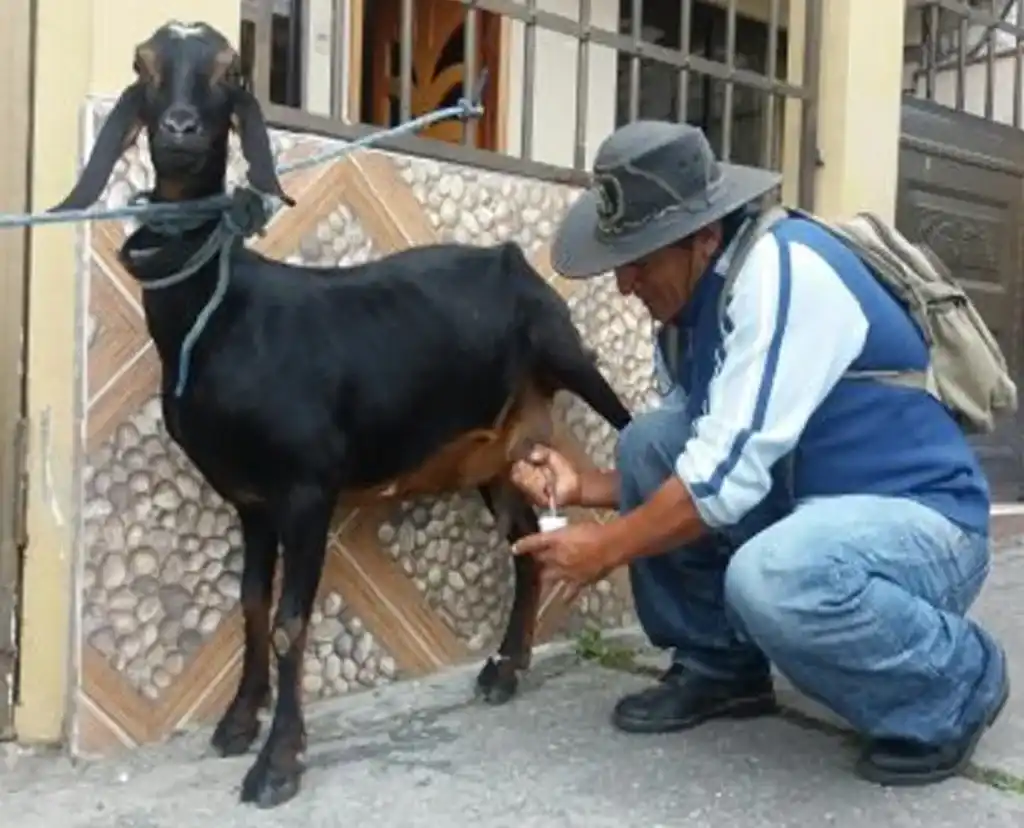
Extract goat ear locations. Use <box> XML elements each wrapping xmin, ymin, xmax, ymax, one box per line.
<box><xmin>231</xmin><ymin>89</ymin><xmax>295</xmax><ymax>207</ymax></box>
<box><xmin>49</xmin><ymin>83</ymin><xmax>145</xmax><ymax>213</ymax></box>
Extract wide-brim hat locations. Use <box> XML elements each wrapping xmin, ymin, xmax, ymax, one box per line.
<box><xmin>551</xmin><ymin>120</ymin><xmax>782</xmax><ymax>279</ymax></box>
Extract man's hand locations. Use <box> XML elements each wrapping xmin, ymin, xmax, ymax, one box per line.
<box><xmin>510</xmin><ymin>445</ymin><xmax>621</xmax><ymax>511</ymax></box>
<box><xmin>509</xmin><ymin>446</ymin><xmax>582</xmax><ymax>510</ymax></box>
<box><xmin>514</xmin><ymin>475</ymin><xmax>710</xmax><ymax>590</ymax></box>
<box><xmin>512</xmin><ymin>521</ymin><xmax>620</xmax><ymax>589</ymax></box>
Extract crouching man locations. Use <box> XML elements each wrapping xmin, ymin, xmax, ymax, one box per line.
<box><xmin>510</xmin><ymin>120</ymin><xmax>1009</xmax><ymax>787</ymax></box>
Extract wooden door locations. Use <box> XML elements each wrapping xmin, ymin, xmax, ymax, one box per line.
<box><xmin>368</xmin><ymin>0</ymin><xmax>502</xmax><ymax>150</ymax></box>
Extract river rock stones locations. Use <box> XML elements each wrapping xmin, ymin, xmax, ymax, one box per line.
<box><xmin>81</xmin><ymin>103</ymin><xmax>655</xmax><ymax>716</ymax></box>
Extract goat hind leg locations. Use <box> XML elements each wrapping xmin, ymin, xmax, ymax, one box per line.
<box><xmin>476</xmin><ymin>485</ymin><xmax>542</xmax><ymax>705</ymax></box>
<box><xmin>211</xmin><ymin>505</ymin><xmax>278</xmax><ymax>757</ymax></box>
<box><xmin>240</xmin><ymin>486</ymin><xmax>331</xmax><ymax>808</ymax></box>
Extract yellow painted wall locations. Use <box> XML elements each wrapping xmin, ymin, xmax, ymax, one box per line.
<box><xmin>782</xmin><ymin>0</ymin><xmax>906</xmax><ymax>221</ymax></box>
<box><xmin>17</xmin><ymin>0</ymin><xmax>241</xmax><ymax>744</ymax></box>
<box><xmin>15</xmin><ymin>0</ymin><xmax>905</xmax><ymax>743</ymax></box>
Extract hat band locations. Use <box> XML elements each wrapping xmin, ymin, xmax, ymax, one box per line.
<box><xmin>593</xmin><ymin>165</ymin><xmax>727</xmax><ymax>238</ymax></box>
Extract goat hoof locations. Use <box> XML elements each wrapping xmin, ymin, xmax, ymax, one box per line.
<box><xmin>211</xmin><ymin>713</ymin><xmax>261</xmax><ymax>757</ymax></box>
<box><xmin>475</xmin><ymin>656</ymin><xmax>519</xmax><ymax>705</ymax></box>
<box><xmin>240</xmin><ymin>749</ymin><xmax>303</xmax><ymax>809</ymax></box>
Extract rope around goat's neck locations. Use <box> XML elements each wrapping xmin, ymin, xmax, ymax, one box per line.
<box><xmin>134</xmin><ymin>187</ymin><xmax>273</xmax><ymax>398</ymax></box>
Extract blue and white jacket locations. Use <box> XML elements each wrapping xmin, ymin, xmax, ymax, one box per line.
<box><xmin>656</xmin><ymin>211</ymin><xmax>991</xmax><ymax>537</ymax></box>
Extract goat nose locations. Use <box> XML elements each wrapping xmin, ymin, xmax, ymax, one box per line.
<box><xmin>160</xmin><ymin>107</ymin><xmax>201</xmax><ymax>137</ymax></box>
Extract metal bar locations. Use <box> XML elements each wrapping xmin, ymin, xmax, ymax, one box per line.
<box><xmin>264</xmin><ymin>100</ymin><xmax>592</xmax><ymax>184</ymax></box>
<box><xmin>721</xmin><ymin>0</ymin><xmax>737</xmax><ymax>161</ymax></box>
<box><xmin>1015</xmin><ymin>0</ymin><xmax>1024</xmax><ymax>127</ymax></box>
<box><xmin>287</xmin><ymin>0</ymin><xmax>305</xmax><ymax>108</ymax></box>
<box><xmin>251</xmin><ymin>0</ymin><xmax>274</xmax><ymax>104</ymax></box>
<box><xmin>918</xmin><ymin>0</ymin><xmax>1024</xmax><ymax>72</ymax></box>
<box><xmin>329</xmin><ymin>0</ymin><xmax>348</xmax><ymax>120</ymax></box>
<box><xmin>925</xmin><ymin>4</ymin><xmax>939</xmax><ymax>100</ymax></box>
<box><xmin>956</xmin><ymin>13</ymin><xmax>967</xmax><ymax>110</ymax></box>
<box><xmin>462</xmin><ymin>1</ymin><xmax>479</xmax><ymax>146</ymax></box>
<box><xmin>466</xmin><ymin>0</ymin><xmax>807</xmax><ymax>98</ymax></box>
<box><xmin>573</xmin><ymin>0</ymin><xmax>592</xmax><ymax>170</ymax></box>
<box><xmin>399</xmin><ymin>0</ymin><xmax>414</xmax><ymax>123</ymax></box>
<box><xmin>520</xmin><ymin>0</ymin><xmax>538</xmax><ymax>160</ymax></box>
<box><xmin>907</xmin><ymin>0</ymin><xmax>1024</xmax><ymax>40</ymax></box>
<box><xmin>986</xmin><ymin>0</ymin><xmax>997</xmax><ymax>119</ymax></box>
<box><xmin>798</xmin><ymin>0</ymin><xmax>823</xmax><ymax>211</ymax></box>
<box><xmin>677</xmin><ymin>0</ymin><xmax>692</xmax><ymax>122</ymax></box>
<box><xmin>254</xmin><ymin>0</ymin><xmax>825</xmax><ymax>180</ymax></box>
<box><xmin>628</xmin><ymin>0</ymin><xmax>643</xmax><ymax>123</ymax></box>
<box><xmin>762</xmin><ymin>0</ymin><xmax>780</xmax><ymax>168</ymax></box>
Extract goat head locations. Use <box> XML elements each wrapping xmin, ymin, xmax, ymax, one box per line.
<box><xmin>50</xmin><ymin>19</ymin><xmax>290</xmax><ymax>212</ymax></box>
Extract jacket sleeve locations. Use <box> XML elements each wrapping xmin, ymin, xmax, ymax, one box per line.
<box><xmin>673</xmin><ymin>230</ymin><xmax>870</xmax><ymax>529</ymax></box>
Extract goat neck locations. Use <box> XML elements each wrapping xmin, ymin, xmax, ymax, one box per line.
<box><xmin>118</xmin><ymin>148</ymin><xmax>236</xmax><ymax>377</ymax></box>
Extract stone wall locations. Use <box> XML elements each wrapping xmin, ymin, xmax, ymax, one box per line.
<box><xmin>74</xmin><ymin>96</ymin><xmax>657</xmax><ymax>754</ymax></box>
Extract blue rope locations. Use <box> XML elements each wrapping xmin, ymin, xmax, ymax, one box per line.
<box><xmin>0</xmin><ymin>79</ymin><xmax>487</xmax><ymax>231</ymax></box>
<box><xmin>0</xmin><ymin>79</ymin><xmax>488</xmax><ymax>397</ymax></box>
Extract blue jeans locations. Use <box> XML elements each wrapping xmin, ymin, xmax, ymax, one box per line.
<box><xmin>618</xmin><ymin>403</ymin><xmax>1007</xmax><ymax>745</ymax></box>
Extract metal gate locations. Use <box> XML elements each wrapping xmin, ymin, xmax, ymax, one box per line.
<box><xmin>901</xmin><ymin>0</ymin><xmax>1024</xmax><ymax>500</ymax></box>
<box><xmin>0</xmin><ymin>0</ymin><xmax>33</xmax><ymax>739</ymax></box>
<box><xmin>242</xmin><ymin>0</ymin><xmax>823</xmax><ymax>201</ymax></box>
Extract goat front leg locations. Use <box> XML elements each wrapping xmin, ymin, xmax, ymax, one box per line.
<box><xmin>476</xmin><ymin>484</ymin><xmax>542</xmax><ymax>705</ymax></box>
<box><xmin>211</xmin><ymin>505</ymin><xmax>278</xmax><ymax>757</ymax></box>
<box><xmin>240</xmin><ymin>486</ymin><xmax>331</xmax><ymax>809</ymax></box>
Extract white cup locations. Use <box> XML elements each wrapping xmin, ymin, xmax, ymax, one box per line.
<box><xmin>538</xmin><ymin>514</ymin><xmax>568</xmax><ymax>533</ymax></box>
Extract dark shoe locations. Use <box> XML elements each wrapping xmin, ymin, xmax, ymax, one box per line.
<box><xmin>611</xmin><ymin>664</ymin><xmax>778</xmax><ymax>734</ymax></box>
<box><xmin>855</xmin><ymin>663</ymin><xmax>1011</xmax><ymax>787</ymax></box>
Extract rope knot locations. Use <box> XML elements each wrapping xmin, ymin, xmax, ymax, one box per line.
<box><xmin>224</xmin><ymin>187</ymin><xmax>273</xmax><ymax>238</ymax></box>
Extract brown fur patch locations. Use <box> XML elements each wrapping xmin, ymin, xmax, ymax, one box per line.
<box><xmin>345</xmin><ymin>382</ymin><xmax>556</xmax><ymax>505</ymax></box>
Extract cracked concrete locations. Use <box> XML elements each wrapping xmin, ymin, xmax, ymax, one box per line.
<box><xmin>3</xmin><ymin>539</ymin><xmax>1024</xmax><ymax>826</ymax></box>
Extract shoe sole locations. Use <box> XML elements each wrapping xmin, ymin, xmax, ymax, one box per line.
<box><xmin>612</xmin><ymin>694</ymin><xmax>779</xmax><ymax>735</ymax></box>
<box><xmin>855</xmin><ymin>662</ymin><xmax>1011</xmax><ymax>787</ymax></box>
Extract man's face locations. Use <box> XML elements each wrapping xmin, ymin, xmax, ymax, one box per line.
<box><xmin>613</xmin><ymin>224</ymin><xmax>723</xmax><ymax>323</ymax></box>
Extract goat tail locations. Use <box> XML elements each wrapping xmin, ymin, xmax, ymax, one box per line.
<box><xmin>502</xmin><ymin>240</ymin><xmax>633</xmax><ymax>433</ymax></box>
<box><xmin>562</xmin><ymin>361</ymin><xmax>632</xmax><ymax>432</ymax></box>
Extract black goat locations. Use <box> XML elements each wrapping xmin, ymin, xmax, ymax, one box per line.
<box><xmin>51</xmin><ymin>21</ymin><xmax>632</xmax><ymax>808</ymax></box>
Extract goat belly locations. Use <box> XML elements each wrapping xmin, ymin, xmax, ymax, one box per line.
<box><xmin>339</xmin><ymin>379</ymin><xmax>555</xmax><ymax>503</ymax></box>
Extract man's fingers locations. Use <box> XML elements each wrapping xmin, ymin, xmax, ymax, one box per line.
<box><xmin>512</xmin><ymin>530</ymin><xmax>554</xmax><ymax>557</ymax></box>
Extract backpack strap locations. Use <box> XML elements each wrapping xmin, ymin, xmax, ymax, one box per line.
<box><xmin>658</xmin><ymin>206</ymin><xmax>789</xmax><ymax>388</ymax></box>
<box><xmin>717</xmin><ymin>204</ymin><xmax>791</xmax><ymax>329</ymax></box>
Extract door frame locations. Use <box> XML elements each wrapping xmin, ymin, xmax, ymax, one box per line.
<box><xmin>0</xmin><ymin>0</ymin><xmax>34</xmax><ymax>741</ymax></box>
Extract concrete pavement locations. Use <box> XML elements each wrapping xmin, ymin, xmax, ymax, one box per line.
<box><xmin>3</xmin><ymin>537</ymin><xmax>1024</xmax><ymax>827</ymax></box>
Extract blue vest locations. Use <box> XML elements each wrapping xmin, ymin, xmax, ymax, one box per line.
<box><xmin>658</xmin><ymin>215</ymin><xmax>991</xmax><ymax>537</ymax></box>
